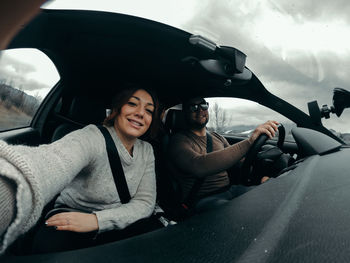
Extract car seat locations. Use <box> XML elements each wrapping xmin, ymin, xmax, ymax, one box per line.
<box><xmin>156</xmin><ymin>109</ymin><xmax>192</xmax><ymax>220</ymax></box>
<box><xmin>52</xmin><ymin>96</ymin><xmax>107</xmax><ymax>141</ymax></box>
<box><xmin>48</xmin><ymin>95</ymin><xmax>107</xmax><ymax>216</ymax></box>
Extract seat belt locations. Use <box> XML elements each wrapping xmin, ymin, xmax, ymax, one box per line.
<box><xmin>98</xmin><ymin>126</ymin><xmax>175</xmax><ymax>226</ymax></box>
<box><xmin>97</xmin><ymin>126</ymin><xmax>131</xmax><ymax>204</ymax></box>
<box><xmin>182</xmin><ymin>131</ymin><xmax>213</xmax><ymax>209</ymax></box>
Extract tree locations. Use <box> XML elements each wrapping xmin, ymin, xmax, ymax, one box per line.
<box><xmin>208</xmin><ymin>102</ymin><xmax>232</xmax><ymax>133</ymax></box>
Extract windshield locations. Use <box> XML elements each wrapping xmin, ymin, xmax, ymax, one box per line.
<box><xmin>42</xmin><ymin>0</ymin><xmax>350</xmax><ymax>138</ymax></box>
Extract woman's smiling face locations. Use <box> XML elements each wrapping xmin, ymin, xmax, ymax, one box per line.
<box><xmin>114</xmin><ymin>89</ymin><xmax>154</xmax><ymax>141</ymax></box>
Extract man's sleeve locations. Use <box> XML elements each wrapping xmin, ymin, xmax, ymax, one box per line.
<box><xmin>168</xmin><ymin>133</ymin><xmax>251</xmax><ymax>178</ymax></box>
<box><xmin>212</xmin><ymin>132</ymin><xmax>230</xmax><ymax>147</ymax></box>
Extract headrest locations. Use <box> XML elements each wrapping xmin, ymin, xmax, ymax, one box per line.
<box><xmin>164</xmin><ymin>109</ymin><xmax>187</xmax><ymax>133</ymax></box>
<box><xmin>68</xmin><ymin>97</ymin><xmax>106</xmax><ymax>125</ymax></box>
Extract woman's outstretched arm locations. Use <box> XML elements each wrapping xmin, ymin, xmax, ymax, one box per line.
<box><xmin>0</xmin><ymin>125</ymin><xmax>101</xmax><ymax>254</ymax></box>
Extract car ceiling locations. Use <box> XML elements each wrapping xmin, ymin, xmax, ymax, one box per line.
<box><xmin>8</xmin><ymin>9</ymin><xmax>267</xmax><ymax>108</ymax></box>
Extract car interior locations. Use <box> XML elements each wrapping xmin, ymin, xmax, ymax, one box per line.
<box><xmin>1</xmin><ymin>8</ymin><xmax>350</xmax><ymax>263</ymax></box>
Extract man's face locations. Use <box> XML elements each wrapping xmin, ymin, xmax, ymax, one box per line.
<box><xmin>184</xmin><ymin>98</ymin><xmax>209</xmax><ymax>130</ymax></box>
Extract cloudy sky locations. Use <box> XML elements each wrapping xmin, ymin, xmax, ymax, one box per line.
<box><xmin>178</xmin><ymin>0</ymin><xmax>350</xmax><ymax>132</ymax></box>
<box><xmin>1</xmin><ymin>0</ymin><xmax>350</xmax><ymax>132</ymax></box>
<box><xmin>0</xmin><ymin>49</ymin><xmax>59</xmax><ymax>99</ymax></box>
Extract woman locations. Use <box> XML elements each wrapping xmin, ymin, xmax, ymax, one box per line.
<box><xmin>0</xmin><ymin>86</ymin><xmax>159</xmax><ymax>253</ymax></box>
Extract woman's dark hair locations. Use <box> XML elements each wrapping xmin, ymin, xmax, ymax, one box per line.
<box><xmin>103</xmin><ymin>83</ymin><xmax>160</xmax><ymax>139</ymax></box>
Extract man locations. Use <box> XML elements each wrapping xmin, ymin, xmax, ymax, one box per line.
<box><xmin>168</xmin><ymin>97</ymin><xmax>278</xmax><ymax>212</ymax></box>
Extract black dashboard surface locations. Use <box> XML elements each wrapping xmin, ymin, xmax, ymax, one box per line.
<box><xmin>3</xmin><ymin>148</ymin><xmax>350</xmax><ymax>263</ymax></box>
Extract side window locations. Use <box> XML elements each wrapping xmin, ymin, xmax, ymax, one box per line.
<box><xmin>206</xmin><ymin>97</ymin><xmax>296</xmax><ymax>142</ymax></box>
<box><xmin>0</xmin><ymin>49</ymin><xmax>59</xmax><ymax>131</ymax></box>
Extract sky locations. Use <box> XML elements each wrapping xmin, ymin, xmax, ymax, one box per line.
<box><xmin>0</xmin><ymin>49</ymin><xmax>59</xmax><ymax>99</ymax></box>
<box><xmin>1</xmin><ymin>0</ymin><xmax>349</xmax><ymax>132</ymax></box>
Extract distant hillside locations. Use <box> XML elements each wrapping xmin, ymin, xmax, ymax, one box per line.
<box><xmin>0</xmin><ymin>84</ymin><xmax>40</xmax><ymax>116</ymax></box>
<box><xmin>339</xmin><ymin>133</ymin><xmax>350</xmax><ymax>144</ymax></box>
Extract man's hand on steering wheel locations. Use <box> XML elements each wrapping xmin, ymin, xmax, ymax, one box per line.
<box><xmin>241</xmin><ymin>120</ymin><xmax>280</xmax><ymax>185</ymax></box>
<box><xmin>248</xmin><ymin>120</ymin><xmax>279</xmax><ymax>144</ymax></box>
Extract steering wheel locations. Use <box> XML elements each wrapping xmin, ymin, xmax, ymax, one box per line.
<box><xmin>240</xmin><ymin>124</ymin><xmax>285</xmax><ymax>185</ymax></box>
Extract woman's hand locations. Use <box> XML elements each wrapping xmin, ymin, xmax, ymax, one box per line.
<box><xmin>248</xmin><ymin>120</ymin><xmax>279</xmax><ymax>144</ymax></box>
<box><xmin>46</xmin><ymin>212</ymin><xmax>99</xmax><ymax>233</ymax></box>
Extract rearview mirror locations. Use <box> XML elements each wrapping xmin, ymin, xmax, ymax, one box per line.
<box><xmin>188</xmin><ymin>35</ymin><xmax>250</xmax><ymax>80</ymax></box>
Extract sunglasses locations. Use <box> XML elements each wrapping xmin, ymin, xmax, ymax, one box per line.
<box><xmin>188</xmin><ymin>102</ymin><xmax>209</xmax><ymax>112</ymax></box>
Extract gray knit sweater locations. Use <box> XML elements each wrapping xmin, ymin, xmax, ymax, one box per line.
<box><xmin>0</xmin><ymin>124</ymin><xmax>156</xmax><ymax>254</ymax></box>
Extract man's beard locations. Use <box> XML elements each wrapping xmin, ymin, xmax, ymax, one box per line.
<box><xmin>187</xmin><ymin>117</ymin><xmax>208</xmax><ymax>130</ymax></box>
